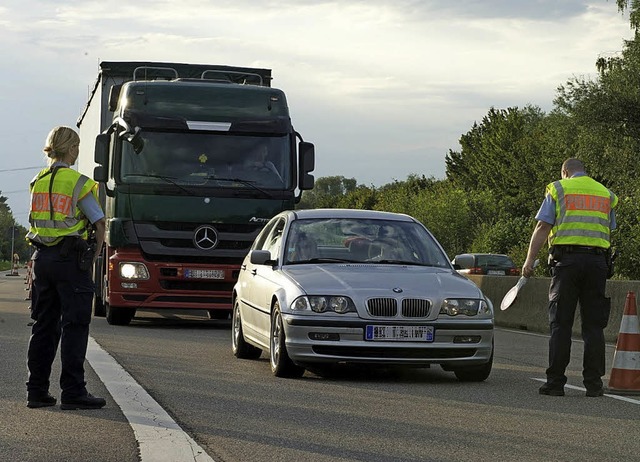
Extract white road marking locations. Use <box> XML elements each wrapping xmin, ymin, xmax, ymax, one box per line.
<box><xmin>532</xmin><ymin>378</ymin><xmax>640</xmax><ymax>404</ymax></box>
<box><xmin>86</xmin><ymin>337</ymin><xmax>215</xmax><ymax>462</ymax></box>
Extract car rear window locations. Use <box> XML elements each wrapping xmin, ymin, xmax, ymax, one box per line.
<box><xmin>475</xmin><ymin>255</ymin><xmax>515</xmax><ymax>268</ymax></box>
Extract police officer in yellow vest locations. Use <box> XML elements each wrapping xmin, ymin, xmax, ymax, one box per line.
<box><xmin>522</xmin><ymin>158</ymin><xmax>617</xmax><ymax>398</ymax></box>
<box><xmin>26</xmin><ymin>126</ymin><xmax>107</xmax><ymax>410</ymax></box>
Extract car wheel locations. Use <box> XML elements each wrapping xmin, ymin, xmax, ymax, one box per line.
<box><xmin>232</xmin><ymin>301</ymin><xmax>262</xmax><ymax>359</ymax></box>
<box><xmin>270</xmin><ymin>302</ymin><xmax>305</xmax><ymax>378</ymax></box>
<box><xmin>106</xmin><ymin>304</ymin><xmax>135</xmax><ymax>326</ymax></box>
<box><xmin>453</xmin><ymin>348</ymin><xmax>493</xmax><ymax>382</ymax></box>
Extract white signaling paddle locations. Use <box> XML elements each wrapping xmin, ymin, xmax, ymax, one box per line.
<box><xmin>500</xmin><ymin>259</ymin><xmax>539</xmax><ymax>311</ymax></box>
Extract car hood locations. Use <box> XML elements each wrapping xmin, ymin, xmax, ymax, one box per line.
<box><xmin>282</xmin><ymin>264</ymin><xmax>484</xmax><ymax>301</ymax></box>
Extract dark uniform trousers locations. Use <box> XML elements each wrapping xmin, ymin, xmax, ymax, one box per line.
<box><xmin>547</xmin><ymin>251</ymin><xmax>611</xmax><ymax>391</ymax></box>
<box><xmin>26</xmin><ymin>243</ymin><xmax>95</xmax><ymax>400</ymax></box>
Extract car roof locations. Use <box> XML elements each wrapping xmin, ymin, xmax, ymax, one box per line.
<box><xmin>289</xmin><ymin>208</ymin><xmax>417</xmax><ymax>222</ymax></box>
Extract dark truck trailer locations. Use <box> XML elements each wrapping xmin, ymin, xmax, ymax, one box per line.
<box><xmin>77</xmin><ymin>61</ymin><xmax>314</xmax><ymax>325</ymax></box>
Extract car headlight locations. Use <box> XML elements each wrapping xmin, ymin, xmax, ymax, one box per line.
<box><xmin>440</xmin><ymin>298</ymin><xmax>491</xmax><ymax>317</ymax></box>
<box><xmin>119</xmin><ymin>262</ymin><xmax>150</xmax><ymax>280</ymax></box>
<box><xmin>291</xmin><ymin>296</ymin><xmax>356</xmax><ymax>314</ymax></box>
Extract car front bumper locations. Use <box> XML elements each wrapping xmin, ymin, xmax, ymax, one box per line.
<box><xmin>282</xmin><ymin>314</ymin><xmax>494</xmax><ymax>367</ymax></box>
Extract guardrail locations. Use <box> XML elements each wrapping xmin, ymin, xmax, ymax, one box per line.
<box><xmin>467</xmin><ymin>275</ymin><xmax>640</xmax><ymax>343</ymax></box>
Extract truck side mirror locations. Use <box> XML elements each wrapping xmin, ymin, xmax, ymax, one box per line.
<box><xmin>93</xmin><ymin>134</ymin><xmax>110</xmax><ymax>183</ymax></box>
<box><xmin>108</xmin><ymin>84</ymin><xmax>123</xmax><ymax>112</ymax></box>
<box><xmin>120</xmin><ymin>127</ymin><xmax>144</xmax><ymax>154</ymax></box>
<box><xmin>298</xmin><ymin>141</ymin><xmax>315</xmax><ymax>190</ymax></box>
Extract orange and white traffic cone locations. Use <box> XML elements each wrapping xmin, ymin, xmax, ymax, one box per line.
<box><xmin>606</xmin><ymin>291</ymin><xmax>640</xmax><ymax>395</ymax></box>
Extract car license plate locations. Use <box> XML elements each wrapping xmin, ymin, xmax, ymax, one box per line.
<box><xmin>365</xmin><ymin>325</ymin><xmax>434</xmax><ymax>342</ymax></box>
<box><xmin>487</xmin><ymin>270</ymin><xmax>505</xmax><ymax>275</ymax></box>
<box><xmin>184</xmin><ymin>269</ymin><xmax>225</xmax><ymax>279</ymax></box>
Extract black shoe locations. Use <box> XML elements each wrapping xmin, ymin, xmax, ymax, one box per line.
<box><xmin>60</xmin><ymin>393</ymin><xmax>106</xmax><ymax>410</ymax></box>
<box><xmin>539</xmin><ymin>384</ymin><xmax>565</xmax><ymax>396</ymax></box>
<box><xmin>585</xmin><ymin>388</ymin><xmax>604</xmax><ymax>397</ymax></box>
<box><xmin>27</xmin><ymin>393</ymin><xmax>57</xmax><ymax>408</ymax></box>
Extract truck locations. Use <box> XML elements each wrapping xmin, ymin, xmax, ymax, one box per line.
<box><xmin>76</xmin><ymin>61</ymin><xmax>315</xmax><ymax>325</ymax></box>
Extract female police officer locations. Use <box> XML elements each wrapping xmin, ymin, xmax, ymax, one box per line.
<box><xmin>25</xmin><ymin>126</ymin><xmax>106</xmax><ymax>410</ymax></box>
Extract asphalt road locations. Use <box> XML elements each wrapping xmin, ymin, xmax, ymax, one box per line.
<box><xmin>1</xmin><ymin>271</ymin><xmax>639</xmax><ymax>462</ymax></box>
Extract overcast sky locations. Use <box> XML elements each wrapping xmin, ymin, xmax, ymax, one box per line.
<box><xmin>0</xmin><ymin>1</ymin><xmax>632</xmax><ymax>227</ymax></box>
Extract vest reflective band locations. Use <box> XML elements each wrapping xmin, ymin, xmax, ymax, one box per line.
<box><xmin>547</xmin><ymin>176</ymin><xmax>618</xmax><ymax>249</ymax></box>
<box><xmin>26</xmin><ymin>167</ymin><xmax>99</xmax><ymax>246</ymax></box>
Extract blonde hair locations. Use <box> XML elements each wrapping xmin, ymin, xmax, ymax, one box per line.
<box><xmin>43</xmin><ymin>126</ymin><xmax>80</xmax><ymax>165</ymax></box>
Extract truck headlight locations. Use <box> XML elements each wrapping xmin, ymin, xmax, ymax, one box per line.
<box><xmin>119</xmin><ymin>262</ymin><xmax>150</xmax><ymax>280</ymax></box>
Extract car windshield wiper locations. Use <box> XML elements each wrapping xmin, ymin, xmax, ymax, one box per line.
<box><xmin>287</xmin><ymin>257</ymin><xmax>360</xmax><ymax>265</ymax></box>
<box><xmin>205</xmin><ymin>176</ymin><xmax>274</xmax><ymax>198</ymax></box>
<box><xmin>372</xmin><ymin>259</ymin><xmax>431</xmax><ymax>266</ymax></box>
<box><xmin>123</xmin><ymin>174</ymin><xmax>195</xmax><ymax>196</ymax></box>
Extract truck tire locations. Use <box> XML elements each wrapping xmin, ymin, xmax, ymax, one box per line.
<box><xmin>93</xmin><ymin>296</ymin><xmax>106</xmax><ymax>317</ymax></box>
<box><xmin>106</xmin><ymin>304</ymin><xmax>135</xmax><ymax>326</ymax></box>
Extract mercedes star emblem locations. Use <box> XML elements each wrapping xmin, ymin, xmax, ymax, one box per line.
<box><xmin>193</xmin><ymin>225</ymin><xmax>218</xmax><ymax>251</ymax></box>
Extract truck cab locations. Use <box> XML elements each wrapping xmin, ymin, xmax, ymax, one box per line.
<box><xmin>77</xmin><ymin>62</ymin><xmax>314</xmax><ymax>325</ymax></box>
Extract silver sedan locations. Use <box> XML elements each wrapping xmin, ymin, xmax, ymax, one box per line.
<box><xmin>232</xmin><ymin>208</ymin><xmax>494</xmax><ymax>380</ymax></box>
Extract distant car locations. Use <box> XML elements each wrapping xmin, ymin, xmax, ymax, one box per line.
<box><xmin>451</xmin><ymin>253</ymin><xmax>520</xmax><ymax>276</ymax></box>
<box><xmin>232</xmin><ymin>208</ymin><xmax>494</xmax><ymax>381</ymax></box>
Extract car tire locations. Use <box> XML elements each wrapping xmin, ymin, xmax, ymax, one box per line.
<box><xmin>270</xmin><ymin>302</ymin><xmax>305</xmax><ymax>378</ymax></box>
<box><xmin>106</xmin><ymin>303</ymin><xmax>135</xmax><ymax>326</ymax></box>
<box><xmin>232</xmin><ymin>300</ymin><xmax>262</xmax><ymax>359</ymax></box>
<box><xmin>453</xmin><ymin>347</ymin><xmax>493</xmax><ymax>382</ymax></box>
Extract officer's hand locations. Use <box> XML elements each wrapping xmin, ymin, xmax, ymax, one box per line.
<box><xmin>522</xmin><ymin>262</ymin><xmax>535</xmax><ymax>278</ymax></box>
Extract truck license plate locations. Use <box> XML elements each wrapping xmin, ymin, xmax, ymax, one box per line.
<box><xmin>365</xmin><ymin>325</ymin><xmax>434</xmax><ymax>342</ymax></box>
<box><xmin>185</xmin><ymin>269</ymin><xmax>225</xmax><ymax>279</ymax></box>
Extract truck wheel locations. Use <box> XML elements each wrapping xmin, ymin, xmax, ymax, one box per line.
<box><xmin>93</xmin><ymin>296</ymin><xmax>106</xmax><ymax>317</ymax></box>
<box><xmin>208</xmin><ymin>309</ymin><xmax>231</xmax><ymax>320</ymax></box>
<box><xmin>106</xmin><ymin>304</ymin><xmax>135</xmax><ymax>326</ymax></box>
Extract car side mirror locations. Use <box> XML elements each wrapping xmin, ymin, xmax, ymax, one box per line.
<box><xmin>250</xmin><ymin>250</ymin><xmax>276</xmax><ymax>266</ymax></box>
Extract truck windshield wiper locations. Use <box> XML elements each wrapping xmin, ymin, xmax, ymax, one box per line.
<box><xmin>207</xmin><ymin>176</ymin><xmax>274</xmax><ymax>198</ymax></box>
<box><xmin>123</xmin><ymin>174</ymin><xmax>195</xmax><ymax>196</ymax></box>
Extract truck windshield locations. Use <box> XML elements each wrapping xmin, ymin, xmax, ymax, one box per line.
<box><xmin>120</xmin><ymin>131</ymin><xmax>291</xmax><ymax>189</ymax></box>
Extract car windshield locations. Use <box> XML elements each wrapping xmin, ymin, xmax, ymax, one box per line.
<box><xmin>119</xmin><ymin>131</ymin><xmax>290</xmax><ymax>189</ymax></box>
<box><xmin>284</xmin><ymin>218</ymin><xmax>450</xmax><ymax>267</ymax></box>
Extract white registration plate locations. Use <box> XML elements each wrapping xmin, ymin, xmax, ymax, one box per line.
<box><xmin>365</xmin><ymin>325</ymin><xmax>434</xmax><ymax>342</ymax></box>
<box><xmin>487</xmin><ymin>270</ymin><xmax>505</xmax><ymax>275</ymax></box>
<box><xmin>184</xmin><ymin>269</ymin><xmax>225</xmax><ymax>280</ymax></box>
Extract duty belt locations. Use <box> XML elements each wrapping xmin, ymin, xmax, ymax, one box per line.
<box><xmin>555</xmin><ymin>245</ymin><xmax>606</xmax><ymax>255</ymax></box>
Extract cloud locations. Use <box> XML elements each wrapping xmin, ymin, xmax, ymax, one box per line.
<box><xmin>0</xmin><ymin>1</ymin><xmax>632</xmax><ymax>226</ymax></box>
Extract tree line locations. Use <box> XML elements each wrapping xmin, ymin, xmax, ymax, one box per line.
<box><xmin>298</xmin><ymin>1</ymin><xmax>640</xmax><ymax>280</ymax></box>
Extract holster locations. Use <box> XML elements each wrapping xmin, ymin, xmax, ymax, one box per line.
<box><xmin>60</xmin><ymin>236</ymin><xmax>94</xmax><ymax>271</ymax></box>
<box><xmin>548</xmin><ymin>245</ymin><xmax>562</xmax><ymax>268</ymax></box>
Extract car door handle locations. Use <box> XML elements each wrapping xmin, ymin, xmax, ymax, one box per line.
<box><xmin>251</xmin><ymin>269</ymin><xmax>257</xmax><ymax>276</ymax></box>
<box><xmin>241</xmin><ymin>264</ymin><xmax>247</xmax><ymax>270</ymax></box>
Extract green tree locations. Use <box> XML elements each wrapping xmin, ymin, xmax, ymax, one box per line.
<box><xmin>297</xmin><ymin>176</ymin><xmax>358</xmax><ymax>209</ymax></box>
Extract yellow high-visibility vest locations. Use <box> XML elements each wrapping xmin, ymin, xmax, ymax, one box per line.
<box><xmin>26</xmin><ymin>166</ymin><xmax>99</xmax><ymax>246</ymax></box>
<box><xmin>547</xmin><ymin>175</ymin><xmax>617</xmax><ymax>249</ymax></box>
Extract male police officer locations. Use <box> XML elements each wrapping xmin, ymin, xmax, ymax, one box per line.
<box><xmin>26</xmin><ymin>126</ymin><xmax>106</xmax><ymax>409</ymax></box>
<box><xmin>522</xmin><ymin>158</ymin><xmax>617</xmax><ymax>397</ymax></box>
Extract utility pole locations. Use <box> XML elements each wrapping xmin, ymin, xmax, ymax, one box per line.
<box><xmin>7</xmin><ymin>222</ymin><xmax>18</xmax><ymax>276</ymax></box>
